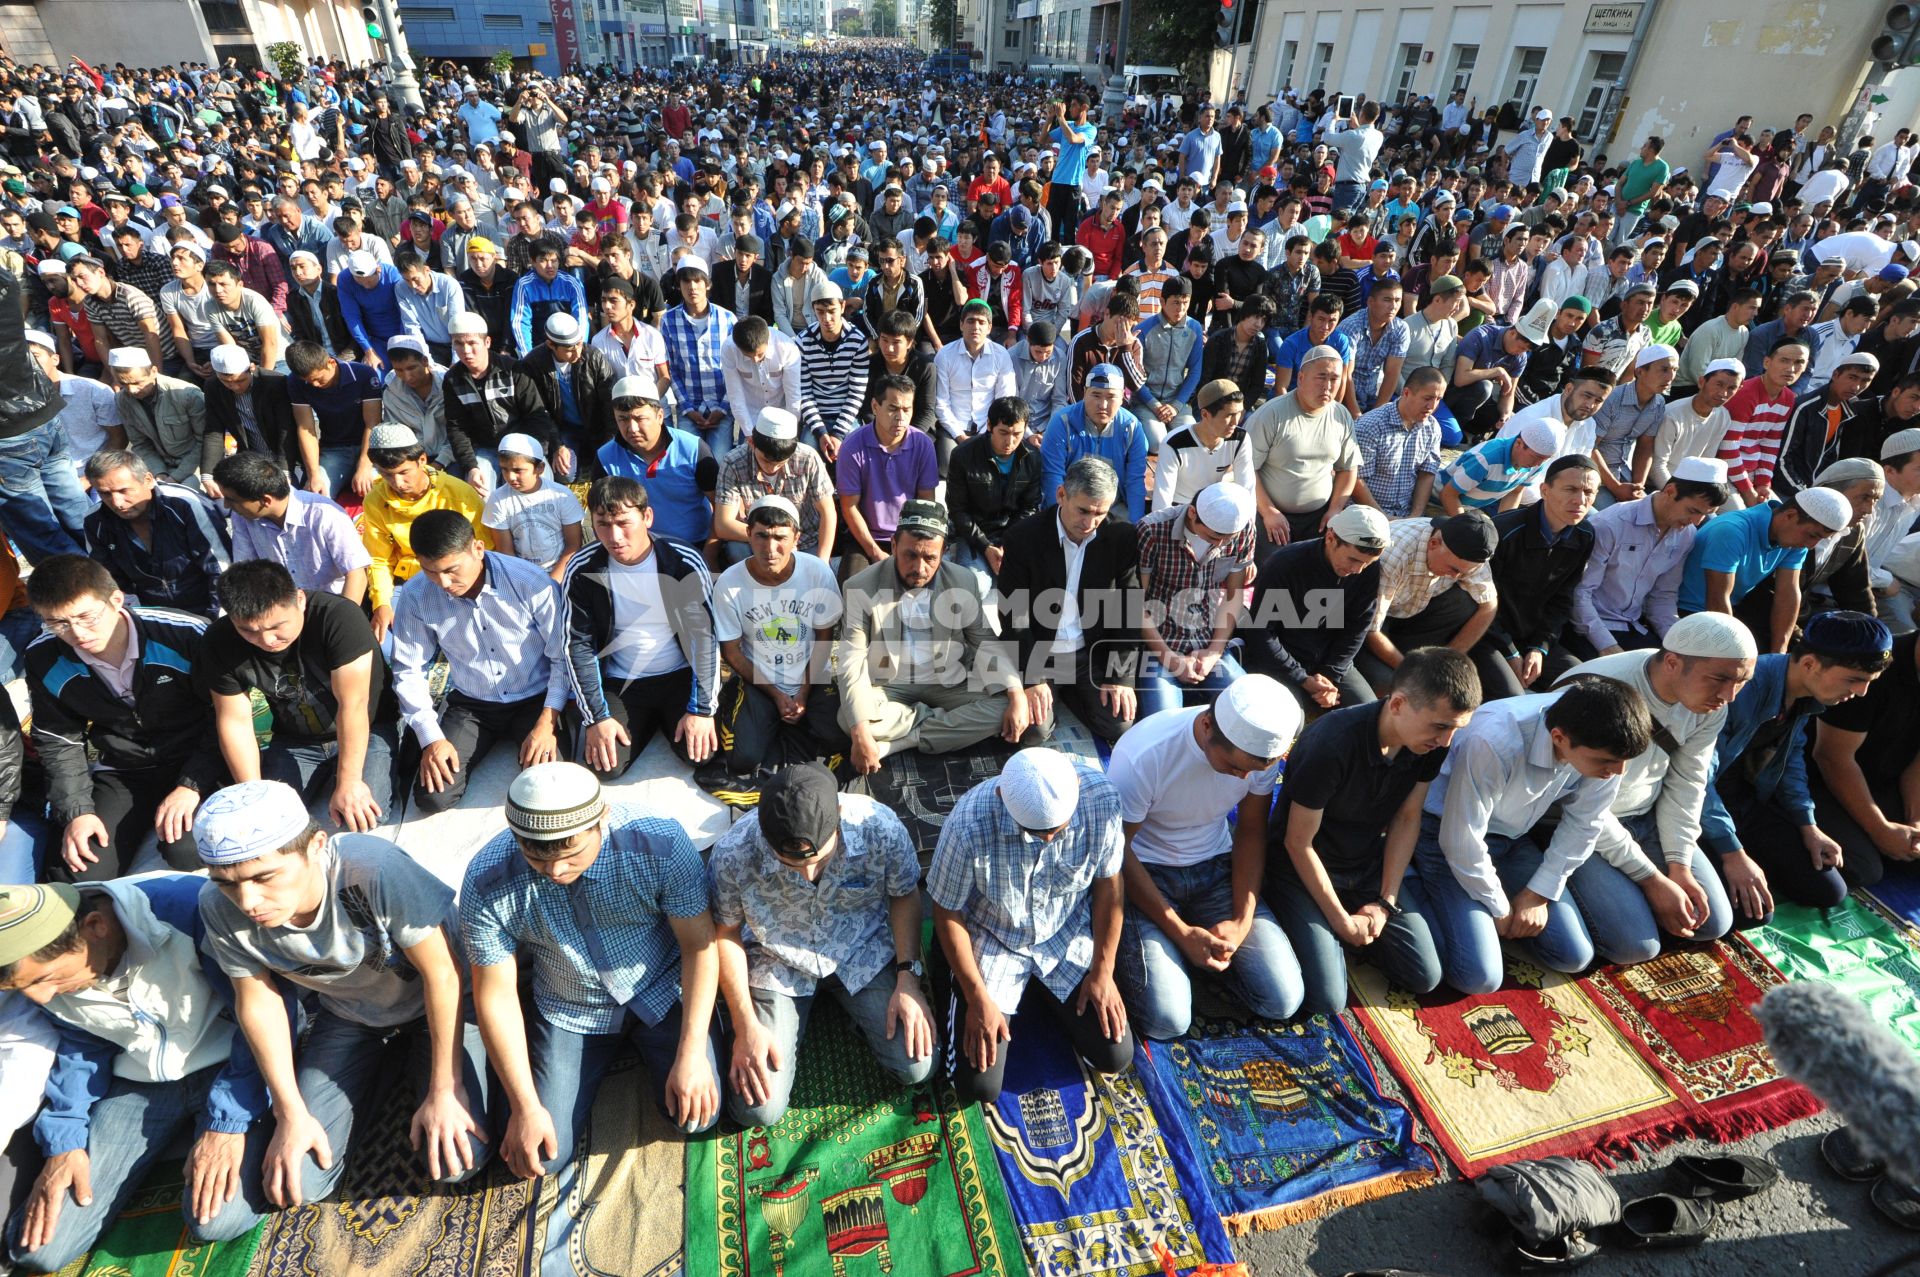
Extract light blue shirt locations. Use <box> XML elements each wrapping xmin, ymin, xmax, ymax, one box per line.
<box><xmin>395</xmin><ymin>269</ymin><xmax>467</xmax><ymax>345</ymax></box>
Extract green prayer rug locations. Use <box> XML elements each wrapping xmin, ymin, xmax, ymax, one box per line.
<box><xmin>687</xmin><ymin>1000</ymin><xmax>1028</xmax><ymax>1277</ymax></box>
<box><xmin>54</xmin><ymin>1166</ymin><xmax>262</xmax><ymax>1277</ymax></box>
<box><xmin>1750</xmin><ymin>894</ymin><xmax>1920</xmax><ymax>1053</ymax></box>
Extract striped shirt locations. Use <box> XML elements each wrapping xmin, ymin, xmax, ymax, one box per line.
<box><xmin>1126</xmin><ymin>263</ymin><xmax>1179</xmax><ymax>318</ymax></box>
<box><xmin>1715</xmin><ymin>377</ymin><xmax>1797</xmax><ymax>495</ymax></box>
<box><xmin>83</xmin><ymin>282</ymin><xmax>178</xmax><ymax>360</ymax></box>
<box><xmin>795</xmin><ymin>320</ymin><xmax>872</xmax><ymax>440</ymax></box>
<box><xmin>660</xmin><ymin>302</ymin><xmax>738</xmax><ymax>417</ymax></box>
<box><xmin>1375</xmin><ymin>517</ymin><xmax>1497</xmax><ymax>631</ymax></box>
<box><xmin>1437</xmin><ymin>435</ymin><xmax>1547</xmax><ymax>510</ymax></box>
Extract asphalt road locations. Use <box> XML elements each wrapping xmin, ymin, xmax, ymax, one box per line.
<box><xmin>1229</xmin><ymin>1111</ymin><xmax>1917</xmax><ymax>1276</ymax></box>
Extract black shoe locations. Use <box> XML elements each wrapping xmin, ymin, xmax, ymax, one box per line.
<box><xmin>1510</xmin><ymin>1231</ymin><xmax>1600</xmax><ymax>1270</ymax></box>
<box><xmin>1613</xmin><ymin>1194</ymin><xmax>1716</xmax><ymax>1248</ymax></box>
<box><xmin>1823</xmin><ymin>1125</ymin><xmax>1888</xmax><ymax>1182</ymax></box>
<box><xmin>1872</xmin><ymin>1178</ymin><xmax>1920</xmax><ymax>1231</ymax></box>
<box><xmin>1670</xmin><ymin>1152</ymin><xmax>1779</xmax><ymax>1202</ymax></box>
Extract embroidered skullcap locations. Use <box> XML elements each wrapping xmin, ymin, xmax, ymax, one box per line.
<box><xmin>998</xmin><ymin>748</ymin><xmax>1080</xmax><ymax>830</ymax></box>
<box><xmin>208</xmin><ymin>345</ymin><xmax>250</xmax><ymax>376</ymax></box>
<box><xmin>367</xmin><ymin>422</ymin><xmax>420</xmax><ymax>451</ymax></box>
<box><xmin>107</xmin><ymin>347</ymin><xmax>151</xmax><ymax>369</ymax></box>
<box><xmin>1815</xmin><ymin>456</ymin><xmax>1885</xmax><ymax>488</ymax></box>
<box><xmin>1195</xmin><ymin>482</ymin><xmax>1254</xmax><ymax>535</ymax></box>
<box><xmin>1517</xmin><ymin>417</ymin><xmax>1565</xmax><ymax>456</ymax></box>
<box><xmin>1793</xmin><ymin>486</ymin><xmax>1852</xmax><ymax>532</ymax></box>
<box><xmin>1881</xmin><ymin>427</ymin><xmax>1920</xmax><ymax>460</ymax></box>
<box><xmin>506</xmin><ymin>762</ymin><xmax>607</xmax><ymax>842</ymax></box>
<box><xmin>1672</xmin><ymin>456</ymin><xmax>1729</xmax><ymax>485</ymax></box>
<box><xmin>1662</xmin><ymin>612</ymin><xmax>1758</xmax><ymax>661</ymax></box>
<box><xmin>192</xmin><ymin>780</ymin><xmax>313</xmax><ymax>864</ymax></box>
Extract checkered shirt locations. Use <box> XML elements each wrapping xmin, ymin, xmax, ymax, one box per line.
<box><xmin>459</xmin><ymin>805</ymin><xmax>708</xmax><ymax>1034</ymax></box>
<box><xmin>926</xmin><ymin>759</ymin><xmax>1125</xmax><ymax>1014</ymax></box>
<box><xmin>661</xmin><ymin>303</ymin><xmax>739</xmax><ymax>417</ymax></box>
<box><xmin>1374</xmin><ymin>516</ymin><xmax>1497</xmax><ymax>631</ymax></box>
<box><xmin>1352</xmin><ymin>402</ymin><xmax>1442</xmax><ymax>519</ymax></box>
<box><xmin>1136</xmin><ymin>502</ymin><xmax>1257</xmax><ymax>653</ymax></box>
<box><xmin>1336</xmin><ymin>310</ymin><xmax>1411</xmax><ymax>412</ymax></box>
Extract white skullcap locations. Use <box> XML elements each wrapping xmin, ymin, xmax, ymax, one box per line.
<box><xmin>1793</xmin><ymin>486</ymin><xmax>1852</xmax><ymax>532</ymax></box>
<box><xmin>22</xmin><ymin>329</ymin><xmax>53</xmax><ymax>353</ymax></box>
<box><xmin>610</xmin><ymin>374</ymin><xmax>661</xmax><ymax>403</ymax></box>
<box><xmin>1882</xmin><ymin>427</ymin><xmax>1920</xmax><ymax>460</ymax></box>
<box><xmin>1326</xmin><ymin>503</ymin><xmax>1391</xmax><ymax>549</ymax></box>
<box><xmin>999</xmin><ymin>748</ymin><xmax>1080</xmax><ymax>830</ymax></box>
<box><xmin>549</xmin><ymin>177</ymin><xmax>569</xmax><ymax>193</ymax></box>
<box><xmin>677</xmin><ymin>255</ymin><xmax>710</xmax><ymax>278</ymax></box>
<box><xmin>1814</xmin><ymin>456</ymin><xmax>1884</xmax><ymax>487</ymax></box>
<box><xmin>193</xmin><ymin>780</ymin><xmax>312</xmax><ymax>864</ymax></box>
<box><xmin>448</xmin><ymin>312</ymin><xmax>489</xmax><ymax>336</ymax></box>
<box><xmin>288</xmin><ymin>250</ymin><xmax>321</xmax><ymax>267</ymax></box>
<box><xmin>107</xmin><ymin>347</ymin><xmax>152</xmax><ymax>370</ymax></box>
<box><xmin>543</xmin><ymin>311</ymin><xmax>584</xmax><ymax>343</ymax></box>
<box><xmin>1301</xmin><ymin>343</ymin><xmax>1343</xmax><ymax>367</ymax></box>
<box><xmin>208</xmin><ymin>345</ymin><xmax>250</xmax><ymax>375</ymax></box>
<box><xmin>1635</xmin><ymin>343</ymin><xmax>1679</xmax><ymax>369</ymax></box>
<box><xmin>1212</xmin><ymin>673</ymin><xmax>1302</xmax><ymax>760</ymax></box>
<box><xmin>385</xmin><ymin>334</ymin><xmax>428</xmax><ymax>360</ymax></box>
<box><xmin>1671</xmin><ymin>456</ymin><xmax>1729</xmax><ymax>485</ymax></box>
<box><xmin>1663</xmin><ymin>612</ymin><xmax>1758</xmax><ymax>661</ymax></box>
<box><xmin>34</xmin><ymin>259</ymin><xmax>65</xmax><ymax>276</ymax></box>
<box><xmin>1196</xmin><ymin>482</ymin><xmax>1255</xmax><ymax>535</ymax></box>
<box><xmin>496</xmin><ymin>432</ymin><xmax>547</xmax><ymax>463</ymax></box>
<box><xmin>1517</xmin><ymin>417</ymin><xmax>1566</xmax><ymax>456</ymax></box>
<box><xmin>1702</xmin><ymin>357</ymin><xmax>1746</xmax><ymax>379</ymax></box>
<box><xmin>755</xmin><ymin>407</ymin><xmax>800</xmax><ymax>441</ymax></box>
<box><xmin>506</xmin><ymin>762</ymin><xmax>606</xmax><ymax>842</ymax></box>
<box><xmin>748</xmin><ymin>493</ymin><xmax>800</xmax><ymax>521</ymax></box>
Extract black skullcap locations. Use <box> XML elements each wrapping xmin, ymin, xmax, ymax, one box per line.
<box><xmin>1437</xmin><ymin>509</ymin><xmax>1498</xmax><ymax>563</ymax></box>
<box><xmin>1802</xmin><ymin>610</ymin><xmax>1893</xmax><ymax>658</ymax></box>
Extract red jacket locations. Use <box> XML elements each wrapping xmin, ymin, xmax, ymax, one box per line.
<box><xmin>1076</xmin><ymin>214</ymin><xmax>1127</xmax><ymax>280</ymax></box>
<box><xmin>972</xmin><ymin>260</ymin><xmax>1023</xmax><ymax>331</ymax></box>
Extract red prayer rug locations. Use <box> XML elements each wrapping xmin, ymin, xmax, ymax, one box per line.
<box><xmin>1349</xmin><ymin>939</ymin><xmax>1819</xmax><ymax>1177</ymax></box>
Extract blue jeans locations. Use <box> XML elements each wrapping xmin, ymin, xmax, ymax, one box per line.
<box><xmin>528</xmin><ymin>1004</ymin><xmax>721</xmax><ymax>1172</ymax></box>
<box><xmin>293</xmin><ymin>1009</ymin><xmax>492</xmax><ymax>1206</ymax></box>
<box><xmin>1412</xmin><ymin>812</ymin><xmax>1597</xmax><ymax>995</ymax></box>
<box><xmin>0</xmin><ymin>809</ymin><xmax>48</xmax><ymax>884</ymax></box>
<box><xmin>259</xmin><ymin>725</ymin><xmax>399</xmax><ymax>827</ymax></box>
<box><xmin>1117</xmin><ymin>854</ymin><xmax>1303</xmax><ymax>1039</ymax></box>
<box><xmin>1135</xmin><ymin>650</ymin><xmax>1246</xmax><ymax>720</ymax></box>
<box><xmin>0</xmin><ymin>605</ymin><xmax>41</xmax><ymax>683</ymax></box>
<box><xmin>1563</xmin><ymin>810</ymin><xmax>1734</xmax><ymax>961</ymax></box>
<box><xmin>316</xmin><ymin>444</ymin><xmax>362</xmax><ymax>501</ymax></box>
<box><xmin>1268</xmin><ymin>869</ymin><xmax>1445</xmax><ymax>1015</ymax></box>
<box><xmin>1331</xmin><ymin>181</ymin><xmax>1366</xmax><ymax>216</ymax></box>
<box><xmin>0</xmin><ymin>423</ymin><xmax>89</xmax><ymax>562</ymax></box>
<box><xmin>945</xmin><ymin>541</ymin><xmax>995</xmax><ymax>595</ymax></box>
<box><xmin>727</xmin><ymin>975</ymin><xmax>936</xmax><ymax>1128</ymax></box>
<box><xmin>682</xmin><ymin>410</ymin><xmax>736</xmax><ymax>460</ymax></box>
<box><xmin>6</xmin><ymin>1065</ymin><xmax>267</xmax><ymax>1272</ymax></box>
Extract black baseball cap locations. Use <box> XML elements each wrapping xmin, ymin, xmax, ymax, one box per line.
<box><xmin>759</xmin><ymin>764</ymin><xmax>840</xmax><ymax>856</ymax></box>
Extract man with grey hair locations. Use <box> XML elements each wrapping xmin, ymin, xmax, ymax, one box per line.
<box><xmin>82</xmin><ymin>449</ymin><xmax>232</xmax><ymax>619</ymax></box>
<box><xmin>996</xmin><ymin>457</ymin><xmax>1142</xmax><ymax>743</ymax></box>
<box><xmin>1244</xmin><ymin>345</ymin><xmax>1359</xmax><ymax>546</ymax></box>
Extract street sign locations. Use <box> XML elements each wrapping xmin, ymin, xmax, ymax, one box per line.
<box><xmin>1584</xmin><ymin>2</ymin><xmax>1643</xmax><ymax>35</ymax></box>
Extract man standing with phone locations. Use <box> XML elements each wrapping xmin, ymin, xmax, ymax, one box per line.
<box><xmin>1328</xmin><ymin>100</ymin><xmax>1383</xmax><ymax>217</ymax></box>
<box><xmin>512</xmin><ymin>84</ymin><xmax>568</xmax><ymax>194</ymax></box>
<box><xmin>1047</xmin><ymin>94</ymin><xmax>1094</xmax><ymax>245</ymax></box>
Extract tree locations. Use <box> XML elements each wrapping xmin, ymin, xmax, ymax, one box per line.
<box><xmin>1130</xmin><ymin>0</ymin><xmax>1219</xmax><ymax>80</ymax></box>
<box><xmin>266</xmin><ymin>40</ymin><xmax>305</xmax><ymax>86</ymax></box>
<box><xmin>924</xmin><ymin>0</ymin><xmax>958</xmax><ymax>48</ymax></box>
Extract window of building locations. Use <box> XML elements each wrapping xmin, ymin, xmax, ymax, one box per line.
<box><xmin>1004</xmin><ymin>28</ymin><xmax>1019</xmax><ymax>47</ymax></box>
<box><xmin>1446</xmin><ymin>44</ymin><xmax>1477</xmax><ymax>97</ymax></box>
<box><xmin>1576</xmin><ymin>51</ymin><xmax>1626</xmax><ymax>141</ymax></box>
<box><xmin>1308</xmin><ymin>41</ymin><xmax>1332</xmax><ymax>92</ymax></box>
<box><xmin>400</xmin><ymin>4</ymin><xmax>456</xmax><ymax>20</ymax></box>
<box><xmin>1392</xmin><ymin>42</ymin><xmax>1421</xmax><ymax>104</ymax></box>
<box><xmin>482</xmin><ymin>12</ymin><xmax>523</xmax><ymax>27</ymax></box>
<box><xmin>1504</xmin><ymin>46</ymin><xmax>1546</xmax><ymax>116</ymax></box>
<box><xmin>1274</xmin><ymin>38</ymin><xmax>1297</xmax><ymax>96</ymax></box>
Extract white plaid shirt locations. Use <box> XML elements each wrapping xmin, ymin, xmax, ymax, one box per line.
<box><xmin>927</xmin><ymin>758</ymin><xmax>1124</xmax><ymax>1014</ymax></box>
<box><xmin>1374</xmin><ymin>517</ymin><xmax>1496</xmax><ymax>632</ymax></box>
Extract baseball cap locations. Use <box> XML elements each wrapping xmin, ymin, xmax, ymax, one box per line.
<box><xmin>757</xmin><ymin>764</ymin><xmax>840</xmax><ymax>854</ymax></box>
<box><xmin>1085</xmin><ymin>363</ymin><xmax>1125</xmax><ymax>391</ymax></box>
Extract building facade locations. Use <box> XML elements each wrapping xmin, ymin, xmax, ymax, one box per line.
<box><xmin>0</xmin><ymin>0</ymin><xmax>380</xmax><ymax>71</ymax></box>
<box><xmin>1240</xmin><ymin>0</ymin><xmax>1919</xmax><ymax>159</ymax></box>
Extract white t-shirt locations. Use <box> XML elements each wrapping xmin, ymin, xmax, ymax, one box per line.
<box><xmin>603</xmin><ymin>554</ymin><xmax>687</xmax><ymax>680</ymax></box>
<box><xmin>711</xmin><ymin>553</ymin><xmax>842</xmax><ymax>695</ymax></box>
<box><xmin>1106</xmin><ymin>705</ymin><xmax>1281</xmax><ymax>868</ymax></box>
<box><xmin>482</xmin><ymin>480</ymin><xmax>583</xmax><ymax>570</ymax></box>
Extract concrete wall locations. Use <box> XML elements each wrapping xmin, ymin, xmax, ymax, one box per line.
<box><xmin>32</xmin><ymin>0</ymin><xmax>217</xmax><ymax>67</ymax></box>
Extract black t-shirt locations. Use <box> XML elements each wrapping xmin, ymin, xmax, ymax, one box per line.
<box><xmin>1819</xmin><ymin>633</ymin><xmax>1920</xmax><ymax>791</ymax></box>
<box><xmin>202</xmin><ymin>590</ymin><xmax>393</xmax><ymax>744</ymax></box>
<box><xmin>1273</xmin><ymin>702</ymin><xmax>1447</xmax><ymax>882</ymax></box>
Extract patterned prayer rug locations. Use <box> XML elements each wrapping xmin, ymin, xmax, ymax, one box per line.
<box><xmin>686</xmin><ymin>1000</ymin><xmax>1026</xmax><ymax>1277</ymax></box>
<box><xmin>1349</xmin><ymin>957</ymin><xmax>1690</xmax><ymax>1178</ymax></box>
<box><xmin>1578</xmin><ymin>939</ymin><xmax>1821</xmax><ymax>1142</ymax></box>
<box><xmin>1752</xmin><ymin>894</ymin><xmax>1920</xmax><ymax>1053</ymax></box>
<box><xmin>520</xmin><ymin>1058</ymin><xmax>686</xmax><ymax>1277</ymax></box>
<box><xmin>249</xmin><ymin>1076</ymin><xmax>533</xmax><ymax>1277</ymax></box>
<box><xmin>1155</xmin><ymin>1015</ymin><xmax>1439</xmax><ymax>1232</ymax></box>
<box><xmin>981</xmin><ymin>1012</ymin><xmax>1237</xmax><ymax>1277</ymax></box>
<box><xmin>55</xmin><ymin>1167</ymin><xmax>262</xmax><ymax>1277</ymax></box>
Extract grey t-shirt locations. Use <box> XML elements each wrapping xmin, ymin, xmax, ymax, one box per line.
<box><xmin>199</xmin><ymin>834</ymin><xmax>454</xmax><ymax>1028</ymax></box>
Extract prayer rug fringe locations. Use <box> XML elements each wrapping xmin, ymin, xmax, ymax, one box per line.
<box><xmin>1220</xmin><ymin>1165</ymin><xmax>1442</xmax><ymax>1233</ymax></box>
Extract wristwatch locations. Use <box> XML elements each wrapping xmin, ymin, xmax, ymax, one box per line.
<box><xmin>895</xmin><ymin>958</ymin><xmax>925</xmax><ymax>980</ymax></box>
<box><xmin>1372</xmin><ymin>896</ymin><xmax>1403</xmax><ymax>918</ymax></box>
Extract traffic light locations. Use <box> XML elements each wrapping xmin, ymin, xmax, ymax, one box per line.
<box><xmin>1215</xmin><ymin>0</ymin><xmax>1235</xmax><ymax>47</ymax></box>
<box><xmin>1873</xmin><ymin>4</ymin><xmax>1920</xmax><ymax>66</ymax></box>
<box><xmin>362</xmin><ymin>3</ymin><xmax>382</xmax><ymax>39</ymax></box>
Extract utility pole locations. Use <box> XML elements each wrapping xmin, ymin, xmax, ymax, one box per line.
<box><xmin>363</xmin><ymin>0</ymin><xmax>424</xmax><ymax>110</ymax></box>
<box><xmin>1100</xmin><ymin>0</ymin><xmax>1129</xmax><ymax>121</ymax></box>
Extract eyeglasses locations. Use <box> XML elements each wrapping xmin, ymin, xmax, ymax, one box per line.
<box><xmin>41</xmin><ymin>601</ymin><xmax>114</xmax><ymax>635</ymax></box>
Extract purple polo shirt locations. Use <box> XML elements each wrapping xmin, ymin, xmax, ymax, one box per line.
<box><xmin>230</xmin><ymin>489</ymin><xmax>373</xmax><ymax>594</ymax></box>
<box><xmin>835</xmin><ymin>423</ymin><xmax>939</xmax><ymax>541</ymax></box>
